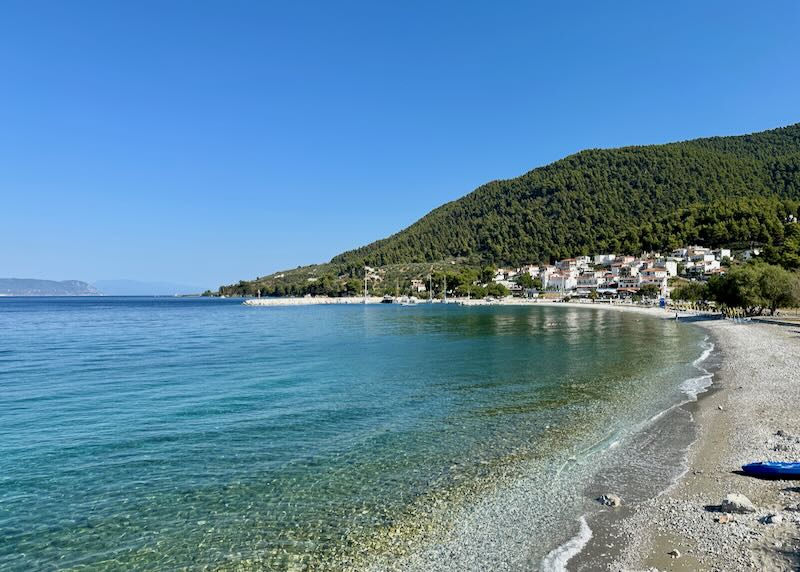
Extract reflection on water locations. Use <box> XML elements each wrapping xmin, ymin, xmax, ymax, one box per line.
<box><xmin>0</xmin><ymin>299</ymin><xmax>705</xmax><ymax>570</ymax></box>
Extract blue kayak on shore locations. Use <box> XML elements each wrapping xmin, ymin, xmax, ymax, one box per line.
<box><xmin>742</xmin><ymin>461</ymin><xmax>800</xmax><ymax>479</ymax></box>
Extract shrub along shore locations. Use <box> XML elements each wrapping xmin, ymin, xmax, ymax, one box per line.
<box><xmin>672</xmin><ymin>261</ymin><xmax>800</xmax><ymax>316</ymax></box>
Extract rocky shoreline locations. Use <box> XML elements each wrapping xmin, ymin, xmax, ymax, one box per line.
<box><xmin>242</xmin><ymin>300</ymin><xmax>800</xmax><ymax>570</ymax></box>
<box><xmin>356</xmin><ymin>307</ymin><xmax>800</xmax><ymax>571</ymax></box>
<box><xmin>355</xmin><ymin>305</ymin><xmax>714</xmax><ymax>572</ymax></box>
<box><xmin>604</xmin><ymin>320</ymin><xmax>800</xmax><ymax>572</ymax></box>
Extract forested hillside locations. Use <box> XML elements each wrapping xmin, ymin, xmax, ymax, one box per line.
<box><xmin>220</xmin><ymin>123</ymin><xmax>800</xmax><ymax>296</ymax></box>
<box><xmin>332</xmin><ymin>124</ymin><xmax>800</xmax><ymax>270</ymax></box>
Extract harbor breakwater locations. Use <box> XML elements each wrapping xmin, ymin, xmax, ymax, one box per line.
<box><xmin>243</xmin><ymin>296</ymin><xmax>385</xmax><ymax>306</ymax></box>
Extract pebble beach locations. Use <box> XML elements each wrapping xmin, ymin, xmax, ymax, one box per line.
<box><xmin>358</xmin><ymin>307</ymin><xmax>800</xmax><ymax>572</ymax></box>
<box><xmin>607</xmin><ymin>319</ymin><xmax>800</xmax><ymax>572</ymax></box>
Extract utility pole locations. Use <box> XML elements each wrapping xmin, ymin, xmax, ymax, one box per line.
<box><xmin>364</xmin><ymin>267</ymin><xmax>368</xmax><ymax>304</ymax></box>
<box><xmin>443</xmin><ymin>275</ymin><xmax>447</xmax><ymax>304</ymax></box>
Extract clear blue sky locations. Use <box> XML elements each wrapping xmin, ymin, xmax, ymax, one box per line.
<box><xmin>2</xmin><ymin>1</ymin><xmax>798</xmax><ymax>289</ymax></box>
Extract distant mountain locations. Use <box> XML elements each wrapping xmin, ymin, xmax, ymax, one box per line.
<box><xmin>0</xmin><ymin>278</ymin><xmax>101</xmax><ymax>296</ymax></box>
<box><xmin>221</xmin><ymin>122</ymin><xmax>800</xmax><ymax>296</ymax></box>
<box><xmin>92</xmin><ymin>280</ymin><xmax>204</xmax><ymax>296</ymax></box>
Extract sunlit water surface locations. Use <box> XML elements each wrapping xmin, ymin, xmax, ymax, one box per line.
<box><xmin>0</xmin><ymin>298</ymin><xmax>708</xmax><ymax>570</ymax></box>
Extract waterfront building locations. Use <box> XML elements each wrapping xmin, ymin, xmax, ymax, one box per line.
<box><xmin>593</xmin><ymin>253</ymin><xmax>616</xmax><ymax>266</ymax></box>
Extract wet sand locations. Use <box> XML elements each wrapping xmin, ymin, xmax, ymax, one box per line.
<box><xmin>493</xmin><ymin>304</ymin><xmax>800</xmax><ymax>571</ymax></box>
<box><xmin>604</xmin><ymin>320</ymin><xmax>800</xmax><ymax>571</ymax></box>
<box><xmin>357</xmin><ymin>306</ymin><xmax>800</xmax><ymax>571</ymax></box>
<box><xmin>359</xmin><ymin>305</ymin><xmax>715</xmax><ymax>572</ymax></box>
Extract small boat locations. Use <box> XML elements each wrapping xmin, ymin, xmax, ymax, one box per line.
<box><xmin>741</xmin><ymin>461</ymin><xmax>800</xmax><ymax>479</ymax></box>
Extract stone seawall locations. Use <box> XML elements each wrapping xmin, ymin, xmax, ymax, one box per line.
<box><xmin>243</xmin><ymin>297</ymin><xmax>385</xmax><ymax>306</ymax></box>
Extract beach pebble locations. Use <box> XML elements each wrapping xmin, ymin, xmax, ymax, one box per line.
<box><xmin>784</xmin><ymin>503</ymin><xmax>800</xmax><ymax>512</ymax></box>
<box><xmin>720</xmin><ymin>493</ymin><xmax>756</xmax><ymax>514</ymax></box>
<box><xmin>763</xmin><ymin>513</ymin><xmax>783</xmax><ymax>524</ymax></box>
<box><xmin>668</xmin><ymin>548</ymin><xmax>681</xmax><ymax>558</ymax></box>
<box><xmin>598</xmin><ymin>493</ymin><xmax>622</xmax><ymax>507</ymax></box>
<box><xmin>717</xmin><ymin>513</ymin><xmax>735</xmax><ymax>524</ymax></box>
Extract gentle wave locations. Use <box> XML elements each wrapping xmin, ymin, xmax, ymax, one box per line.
<box><xmin>0</xmin><ymin>298</ymin><xmax>711</xmax><ymax>571</ymax></box>
<box><xmin>680</xmin><ymin>336</ymin><xmax>715</xmax><ymax>399</ymax></box>
<box><xmin>541</xmin><ymin>333</ymin><xmax>716</xmax><ymax>569</ymax></box>
<box><xmin>540</xmin><ymin>516</ymin><xmax>593</xmax><ymax>572</ymax></box>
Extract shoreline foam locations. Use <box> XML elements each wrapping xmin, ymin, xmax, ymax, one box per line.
<box><xmin>315</xmin><ymin>302</ymin><xmax>797</xmax><ymax>571</ymax></box>
<box><xmin>361</xmin><ymin>303</ymin><xmax>800</xmax><ymax>571</ymax></box>
<box><xmin>564</xmin><ymin>328</ymin><xmax>717</xmax><ymax>571</ymax></box>
<box><xmin>679</xmin><ymin>336</ymin><xmax>715</xmax><ymax>400</ymax></box>
<box><xmin>540</xmin><ymin>516</ymin><xmax>593</xmax><ymax>572</ymax></box>
<box><xmin>558</xmin><ymin>329</ymin><xmax>719</xmax><ymax>571</ymax></box>
<box><xmin>609</xmin><ymin>320</ymin><xmax>800</xmax><ymax>571</ymax></box>
<box><xmin>563</xmin><ymin>313</ymin><xmax>800</xmax><ymax>571</ymax></box>
<box><xmin>357</xmin><ymin>303</ymin><xmax>718</xmax><ymax>572</ymax></box>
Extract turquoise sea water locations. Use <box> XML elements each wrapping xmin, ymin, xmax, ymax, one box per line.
<box><xmin>0</xmin><ymin>298</ymin><xmax>708</xmax><ymax>570</ymax></box>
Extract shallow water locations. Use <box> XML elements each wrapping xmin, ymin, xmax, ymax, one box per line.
<box><xmin>0</xmin><ymin>298</ymin><xmax>707</xmax><ymax>570</ymax></box>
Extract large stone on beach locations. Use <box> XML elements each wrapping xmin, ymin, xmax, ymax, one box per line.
<box><xmin>597</xmin><ymin>493</ymin><xmax>622</xmax><ymax>507</ymax></box>
<box><xmin>720</xmin><ymin>493</ymin><xmax>756</xmax><ymax>514</ymax></box>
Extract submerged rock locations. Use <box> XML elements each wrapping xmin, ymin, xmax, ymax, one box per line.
<box><xmin>598</xmin><ymin>493</ymin><xmax>622</xmax><ymax>507</ymax></box>
<box><xmin>720</xmin><ymin>493</ymin><xmax>756</xmax><ymax>513</ymax></box>
<box><xmin>668</xmin><ymin>548</ymin><xmax>681</xmax><ymax>558</ymax></box>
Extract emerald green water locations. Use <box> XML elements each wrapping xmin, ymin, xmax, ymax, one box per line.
<box><xmin>0</xmin><ymin>299</ymin><xmax>708</xmax><ymax>570</ymax></box>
